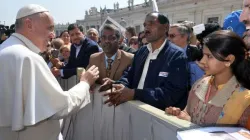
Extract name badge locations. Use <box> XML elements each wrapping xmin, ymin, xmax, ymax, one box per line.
<box><xmin>159</xmin><ymin>72</ymin><xmax>169</xmax><ymax>77</ymax></box>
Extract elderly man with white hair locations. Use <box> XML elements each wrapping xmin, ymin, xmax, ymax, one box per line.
<box><xmin>87</xmin><ymin>28</ymin><xmax>103</xmax><ymax>51</ymax></box>
<box><xmin>87</xmin><ymin>28</ymin><xmax>99</xmax><ymax>42</ymax></box>
<box><xmin>0</xmin><ymin>4</ymin><xmax>99</xmax><ymax>140</ymax></box>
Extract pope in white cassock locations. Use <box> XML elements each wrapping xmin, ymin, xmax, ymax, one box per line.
<box><xmin>0</xmin><ymin>4</ymin><xmax>99</xmax><ymax>140</ymax></box>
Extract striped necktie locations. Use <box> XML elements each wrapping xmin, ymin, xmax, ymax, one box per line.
<box><xmin>106</xmin><ymin>58</ymin><xmax>113</xmax><ymax>77</ymax></box>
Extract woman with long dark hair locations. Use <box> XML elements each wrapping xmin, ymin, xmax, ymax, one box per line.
<box><xmin>166</xmin><ymin>30</ymin><xmax>250</xmax><ymax>127</ymax></box>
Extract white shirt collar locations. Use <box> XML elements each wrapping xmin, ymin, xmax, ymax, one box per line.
<box><xmin>183</xmin><ymin>45</ymin><xmax>189</xmax><ymax>56</ymax></box>
<box><xmin>105</xmin><ymin>53</ymin><xmax>117</xmax><ymax>61</ymax></box>
<box><xmin>146</xmin><ymin>39</ymin><xmax>167</xmax><ymax>54</ymax></box>
<box><xmin>74</xmin><ymin>44</ymin><xmax>82</xmax><ymax>48</ymax></box>
<box><xmin>12</xmin><ymin>33</ymin><xmax>41</xmax><ymax>54</ymax></box>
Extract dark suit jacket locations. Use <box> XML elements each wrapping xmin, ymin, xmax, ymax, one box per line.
<box><xmin>62</xmin><ymin>37</ymin><xmax>99</xmax><ymax>79</ymax></box>
<box><xmin>88</xmin><ymin>50</ymin><xmax>134</xmax><ymax>84</ymax></box>
<box><xmin>117</xmin><ymin>40</ymin><xmax>189</xmax><ymax>110</ymax></box>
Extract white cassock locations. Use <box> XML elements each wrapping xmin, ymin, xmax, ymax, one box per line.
<box><xmin>0</xmin><ymin>33</ymin><xmax>91</xmax><ymax>140</ymax></box>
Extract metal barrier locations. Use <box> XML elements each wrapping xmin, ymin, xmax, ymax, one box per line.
<box><xmin>57</xmin><ymin>76</ymin><xmax>194</xmax><ymax>140</ymax></box>
<box><xmin>57</xmin><ymin>76</ymin><xmax>78</xmax><ymax>90</ymax></box>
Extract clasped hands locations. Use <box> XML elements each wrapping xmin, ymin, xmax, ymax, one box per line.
<box><xmin>99</xmin><ymin>78</ymin><xmax>135</xmax><ymax>107</ymax></box>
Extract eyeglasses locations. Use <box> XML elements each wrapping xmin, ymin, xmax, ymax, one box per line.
<box><xmin>168</xmin><ymin>34</ymin><xmax>181</xmax><ymax>38</ymax></box>
<box><xmin>101</xmin><ymin>35</ymin><xmax>117</xmax><ymax>41</ymax></box>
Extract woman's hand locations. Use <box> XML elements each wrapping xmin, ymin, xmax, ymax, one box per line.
<box><xmin>165</xmin><ymin>107</ymin><xmax>191</xmax><ymax>121</ymax></box>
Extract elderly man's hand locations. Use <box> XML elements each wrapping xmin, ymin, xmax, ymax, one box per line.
<box><xmin>103</xmin><ymin>84</ymin><xmax>135</xmax><ymax>107</ymax></box>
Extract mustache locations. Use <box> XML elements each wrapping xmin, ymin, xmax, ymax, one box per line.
<box><xmin>102</xmin><ymin>42</ymin><xmax>112</xmax><ymax>46</ymax></box>
<box><xmin>242</xmin><ymin>20</ymin><xmax>250</xmax><ymax>26</ymax></box>
<box><xmin>243</xmin><ymin>29</ymin><xmax>250</xmax><ymax>39</ymax></box>
<box><xmin>73</xmin><ymin>39</ymin><xmax>80</xmax><ymax>41</ymax></box>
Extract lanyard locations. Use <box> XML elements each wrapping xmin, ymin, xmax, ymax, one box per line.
<box><xmin>205</xmin><ymin>84</ymin><xmax>212</xmax><ymax>103</ymax></box>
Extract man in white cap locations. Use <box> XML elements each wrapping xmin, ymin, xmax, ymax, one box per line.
<box><xmin>0</xmin><ymin>4</ymin><xmax>99</xmax><ymax>140</ymax></box>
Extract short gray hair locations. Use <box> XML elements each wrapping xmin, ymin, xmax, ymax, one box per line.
<box><xmin>100</xmin><ymin>24</ymin><xmax>121</xmax><ymax>40</ymax></box>
<box><xmin>170</xmin><ymin>23</ymin><xmax>192</xmax><ymax>42</ymax></box>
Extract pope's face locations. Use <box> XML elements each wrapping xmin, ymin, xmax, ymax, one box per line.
<box><xmin>30</xmin><ymin>12</ymin><xmax>55</xmax><ymax>52</ymax></box>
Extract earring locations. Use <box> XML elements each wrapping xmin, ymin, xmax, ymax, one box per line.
<box><xmin>225</xmin><ymin>63</ymin><xmax>231</xmax><ymax>67</ymax></box>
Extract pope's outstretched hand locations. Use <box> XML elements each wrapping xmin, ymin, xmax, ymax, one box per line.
<box><xmin>80</xmin><ymin>65</ymin><xmax>99</xmax><ymax>86</ymax></box>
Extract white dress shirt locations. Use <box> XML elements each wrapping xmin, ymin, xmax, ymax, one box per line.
<box><xmin>104</xmin><ymin>53</ymin><xmax>117</xmax><ymax>68</ymax></box>
<box><xmin>137</xmin><ymin>39</ymin><xmax>167</xmax><ymax>89</ymax></box>
<box><xmin>75</xmin><ymin>44</ymin><xmax>82</xmax><ymax>58</ymax></box>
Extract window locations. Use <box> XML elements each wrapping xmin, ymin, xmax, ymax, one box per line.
<box><xmin>207</xmin><ymin>17</ymin><xmax>219</xmax><ymax>23</ymax></box>
<box><xmin>135</xmin><ymin>25</ymin><xmax>141</xmax><ymax>34</ymax></box>
<box><xmin>177</xmin><ymin>20</ymin><xmax>184</xmax><ymax>23</ymax></box>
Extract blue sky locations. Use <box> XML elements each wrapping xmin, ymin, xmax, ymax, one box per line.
<box><xmin>0</xmin><ymin>0</ymin><xmax>145</xmax><ymax>26</ymax></box>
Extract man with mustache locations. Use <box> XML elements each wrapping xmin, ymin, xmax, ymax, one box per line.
<box><xmin>52</xmin><ymin>24</ymin><xmax>99</xmax><ymax>79</ymax></box>
<box><xmin>103</xmin><ymin>12</ymin><xmax>189</xmax><ymax>110</ymax></box>
<box><xmin>88</xmin><ymin>24</ymin><xmax>133</xmax><ymax>85</ymax></box>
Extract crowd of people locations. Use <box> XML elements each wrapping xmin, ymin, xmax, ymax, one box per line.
<box><xmin>1</xmin><ymin>1</ymin><xmax>250</xmax><ymax>139</ymax></box>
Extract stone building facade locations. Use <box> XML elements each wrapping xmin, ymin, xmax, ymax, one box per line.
<box><xmin>75</xmin><ymin>0</ymin><xmax>242</xmax><ymax>33</ymax></box>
